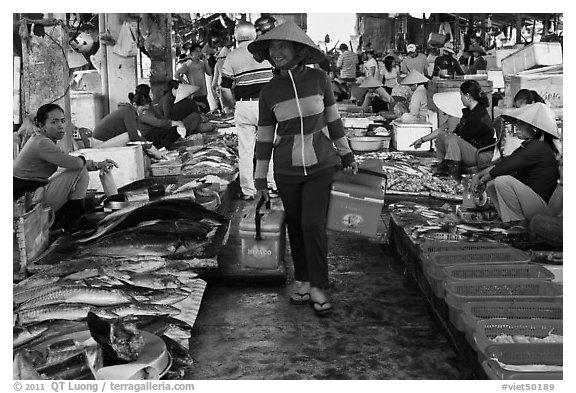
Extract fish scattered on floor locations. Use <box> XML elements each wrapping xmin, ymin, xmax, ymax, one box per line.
<box><xmin>94</xmin><ymin>303</ymin><xmax>180</xmax><ymax>319</ymax></box>
<box><xmin>18</xmin><ymin>287</ymin><xmax>134</xmax><ymax>310</ymax></box>
<box><xmin>14</xmin><ymin>281</ymin><xmax>82</xmax><ymax>305</ymax></box>
<box><xmin>143</xmin><ymin>288</ymin><xmax>190</xmax><ymax>305</ymax></box>
<box><xmin>13</xmin><ymin>275</ymin><xmax>60</xmax><ymax>292</ymax></box>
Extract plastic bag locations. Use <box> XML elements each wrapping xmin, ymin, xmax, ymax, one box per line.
<box><xmin>113</xmin><ymin>21</ymin><xmax>138</xmax><ymax>57</ymax></box>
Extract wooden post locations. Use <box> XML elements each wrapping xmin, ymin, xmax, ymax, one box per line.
<box><xmin>516</xmin><ymin>14</ymin><xmax>523</xmax><ymax>44</ymax></box>
<box><xmin>145</xmin><ymin>13</ymin><xmax>173</xmax><ymax>105</ymax></box>
<box><xmin>454</xmin><ymin>14</ymin><xmax>460</xmax><ymax>52</ymax></box>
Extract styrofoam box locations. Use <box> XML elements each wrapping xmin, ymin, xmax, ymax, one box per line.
<box><xmin>70</xmin><ymin>145</ymin><xmax>145</xmax><ymax>192</ymax></box>
<box><xmin>509</xmin><ymin>73</ymin><xmax>563</xmax><ymax>108</ymax></box>
<box><xmin>392</xmin><ymin>121</ymin><xmax>433</xmax><ymax>151</ymax></box>
<box><xmin>501</xmin><ymin>42</ymin><xmax>563</xmax><ymax>76</ymax></box>
<box><xmin>495</xmin><ymin>48</ymin><xmax>519</xmax><ymax>68</ymax></box>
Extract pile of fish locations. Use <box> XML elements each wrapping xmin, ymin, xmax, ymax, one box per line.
<box><xmin>354</xmin><ymin>151</ymin><xmax>464</xmax><ymax>200</ymax></box>
<box><xmin>179</xmin><ymin>141</ymin><xmax>237</xmax><ymax>178</ymax></box>
<box><xmin>71</xmin><ymin>198</ymin><xmax>228</xmax><ymax>260</ymax></box>
<box><xmin>14</xmin><ymin>254</ymin><xmax>204</xmax><ymax>379</ymax></box>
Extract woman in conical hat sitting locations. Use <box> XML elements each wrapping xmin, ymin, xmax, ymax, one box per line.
<box><xmin>471</xmin><ymin>102</ymin><xmax>560</xmax><ymax>223</ymax></box>
<box><xmin>398</xmin><ymin>69</ymin><xmax>429</xmax><ymax>122</ymax></box>
<box><xmin>358</xmin><ymin>76</ymin><xmax>392</xmax><ymax>113</ymax></box>
<box><xmin>248</xmin><ymin>21</ymin><xmax>358</xmax><ymax>317</ymax></box>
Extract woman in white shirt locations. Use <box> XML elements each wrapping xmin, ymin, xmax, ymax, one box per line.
<box><xmin>398</xmin><ymin>70</ymin><xmax>429</xmax><ymax>122</ymax></box>
<box><xmin>363</xmin><ymin>49</ymin><xmax>378</xmax><ymax>78</ymax></box>
<box><xmin>380</xmin><ymin>55</ymin><xmax>400</xmax><ymax>95</ymax></box>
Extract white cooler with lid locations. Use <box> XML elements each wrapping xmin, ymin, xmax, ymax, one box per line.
<box><xmin>391</xmin><ymin>121</ymin><xmax>433</xmax><ymax>151</ymax></box>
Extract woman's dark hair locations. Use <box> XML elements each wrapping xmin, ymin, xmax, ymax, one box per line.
<box><xmin>460</xmin><ymin>79</ymin><xmax>489</xmax><ymax>108</ymax></box>
<box><xmin>514</xmin><ymin>89</ymin><xmax>546</xmax><ymax>105</ymax></box>
<box><xmin>128</xmin><ymin>84</ymin><xmax>152</xmax><ymax>103</ymax></box>
<box><xmin>384</xmin><ymin>56</ymin><xmax>395</xmax><ymax>72</ymax></box>
<box><xmin>167</xmin><ymin>80</ymin><xmax>181</xmax><ymax>91</ymax></box>
<box><xmin>131</xmin><ymin>93</ymin><xmax>152</xmax><ymax>106</ymax></box>
<box><xmin>34</xmin><ymin>104</ymin><xmax>64</xmax><ymax>126</ymax></box>
<box><xmin>189</xmin><ymin>43</ymin><xmax>202</xmax><ymax>52</ymax></box>
<box><xmin>339</xmin><ymin>43</ymin><xmax>348</xmax><ymax>51</ymax></box>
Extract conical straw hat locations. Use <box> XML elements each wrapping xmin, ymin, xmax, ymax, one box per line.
<box><xmin>433</xmin><ymin>91</ymin><xmax>464</xmax><ymax>118</ymax></box>
<box><xmin>174</xmin><ymin>84</ymin><xmax>200</xmax><ymax>104</ymax></box>
<box><xmin>440</xmin><ymin>42</ymin><xmax>455</xmax><ymax>54</ymax></box>
<box><xmin>501</xmin><ymin>102</ymin><xmax>559</xmax><ymax>138</ymax></box>
<box><xmin>359</xmin><ymin>76</ymin><xmax>383</xmax><ymax>88</ymax></box>
<box><xmin>248</xmin><ymin>21</ymin><xmax>326</xmax><ymax>65</ymax></box>
<box><xmin>468</xmin><ymin>45</ymin><xmax>487</xmax><ymax>55</ymax></box>
<box><xmin>400</xmin><ymin>70</ymin><xmax>429</xmax><ymax>85</ymax></box>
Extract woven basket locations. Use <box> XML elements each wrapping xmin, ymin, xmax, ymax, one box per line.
<box><xmin>482</xmin><ymin>343</ymin><xmax>563</xmax><ymax>380</ymax></box>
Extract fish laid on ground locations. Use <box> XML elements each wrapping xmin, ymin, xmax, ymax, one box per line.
<box><xmin>13</xmin><ymin>351</ymin><xmax>45</xmax><ymax>380</ymax></box>
<box><xmin>83</xmin><ymin>276</ymin><xmax>126</xmax><ymax>288</ymax></box>
<box><xmin>114</xmin><ymin>257</ymin><xmax>166</xmax><ymax>273</ymax></box>
<box><xmin>117</xmin><ymin>272</ymin><xmax>186</xmax><ymax>291</ymax></box>
<box><xmin>13</xmin><ymin>275</ymin><xmax>60</xmax><ymax>292</ymax></box>
<box><xmin>16</xmin><ymin>303</ymin><xmax>99</xmax><ymax>325</ymax></box>
<box><xmin>142</xmin><ymin>288</ymin><xmax>190</xmax><ymax>305</ymax></box>
<box><xmin>13</xmin><ymin>325</ymin><xmax>49</xmax><ymax>348</ymax></box>
<box><xmin>14</xmin><ymin>281</ymin><xmax>83</xmax><ymax>305</ymax></box>
<box><xmin>78</xmin><ymin>230</ymin><xmax>183</xmax><ymax>257</ymax></box>
<box><xmin>94</xmin><ymin>303</ymin><xmax>180</xmax><ymax>319</ymax></box>
<box><xmin>18</xmin><ymin>286</ymin><xmax>134</xmax><ymax>310</ymax></box>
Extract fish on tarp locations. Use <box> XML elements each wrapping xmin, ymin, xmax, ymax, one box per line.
<box><xmin>16</xmin><ymin>303</ymin><xmax>99</xmax><ymax>325</ymax></box>
<box><xmin>114</xmin><ymin>257</ymin><xmax>167</xmax><ymax>273</ymax></box>
<box><xmin>13</xmin><ymin>351</ymin><xmax>45</xmax><ymax>380</ymax></box>
<box><xmin>83</xmin><ymin>276</ymin><xmax>126</xmax><ymax>288</ymax></box>
<box><xmin>13</xmin><ymin>325</ymin><xmax>49</xmax><ymax>348</ymax></box>
<box><xmin>34</xmin><ymin>257</ymin><xmax>117</xmax><ymax>278</ymax></box>
<box><xmin>13</xmin><ymin>274</ymin><xmax>60</xmax><ymax>292</ymax></box>
<box><xmin>94</xmin><ymin>303</ymin><xmax>180</xmax><ymax>319</ymax></box>
<box><xmin>161</xmin><ymin>334</ymin><xmax>194</xmax><ymax>368</ymax></box>
<box><xmin>116</xmin><ymin>272</ymin><xmax>186</xmax><ymax>291</ymax></box>
<box><xmin>143</xmin><ymin>288</ymin><xmax>190</xmax><ymax>305</ymax></box>
<box><xmin>77</xmin><ymin>199</ymin><xmax>227</xmax><ymax>244</ymax></box>
<box><xmin>18</xmin><ymin>286</ymin><xmax>134</xmax><ymax>310</ymax></box>
<box><xmin>14</xmin><ymin>281</ymin><xmax>83</xmax><ymax>305</ymax></box>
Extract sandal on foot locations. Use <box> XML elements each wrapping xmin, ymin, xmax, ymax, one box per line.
<box><xmin>310</xmin><ymin>300</ymin><xmax>333</xmax><ymax>316</ymax></box>
<box><xmin>267</xmin><ymin>188</ymin><xmax>280</xmax><ymax>198</ymax></box>
<box><xmin>289</xmin><ymin>292</ymin><xmax>311</xmax><ymax>305</ymax></box>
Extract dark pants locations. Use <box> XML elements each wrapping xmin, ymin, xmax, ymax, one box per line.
<box><xmin>193</xmin><ymin>95</ymin><xmax>210</xmax><ymax>113</ymax></box>
<box><xmin>169</xmin><ymin>99</ymin><xmax>202</xmax><ymax>134</ymax></box>
<box><xmin>275</xmin><ymin>167</ymin><xmax>335</xmax><ymax>289</ymax></box>
<box><xmin>142</xmin><ymin>127</ymin><xmax>180</xmax><ymax>149</ymax></box>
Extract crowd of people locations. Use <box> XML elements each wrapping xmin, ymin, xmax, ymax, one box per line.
<box><xmin>13</xmin><ymin>17</ymin><xmax>562</xmax><ymax>317</ymax></box>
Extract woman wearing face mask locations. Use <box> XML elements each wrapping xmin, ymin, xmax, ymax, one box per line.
<box><xmin>248</xmin><ymin>21</ymin><xmax>358</xmax><ymax>317</ymax></box>
<box><xmin>471</xmin><ymin>103</ymin><xmax>560</xmax><ymax>223</ymax></box>
<box><xmin>14</xmin><ymin>104</ymin><xmax>118</xmax><ymax>231</ymax></box>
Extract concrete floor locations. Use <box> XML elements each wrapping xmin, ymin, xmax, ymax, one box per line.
<box><xmin>186</xmin><ymin>198</ymin><xmax>476</xmax><ymax>380</ymax></box>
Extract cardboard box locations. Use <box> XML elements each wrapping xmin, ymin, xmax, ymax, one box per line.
<box><xmin>239</xmin><ymin>207</ymin><xmax>286</xmax><ymax>269</ymax></box>
<box><xmin>392</xmin><ymin>121</ymin><xmax>433</xmax><ymax>151</ymax></box>
<box><xmin>70</xmin><ymin>145</ymin><xmax>145</xmax><ymax>192</ymax></box>
<box><xmin>501</xmin><ymin>42</ymin><xmax>563</xmax><ymax>75</ymax></box>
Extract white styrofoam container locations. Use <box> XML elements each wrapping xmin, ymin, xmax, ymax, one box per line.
<box><xmin>70</xmin><ymin>145</ymin><xmax>145</xmax><ymax>192</ymax></box>
<box><xmin>509</xmin><ymin>73</ymin><xmax>563</xmax><ymax>108</ymax></box>
<box><xmin>501</xmin><ymin>42</ymin><xmax>563</xmax><ymax>75</ymax></box>
<box><xmin>70</xmin><ymin>91</ymin><xmax>105</xmax><ymax>130</ymax></box>
<box><xmin>495</xmin><ymin>48</ymin><xmax>519</xmax><ymax>68</ymax></box>
<box><xmin>391</xmin><ymin>121</ymin><xmax>433</xmax><ymax>151</ymax></box>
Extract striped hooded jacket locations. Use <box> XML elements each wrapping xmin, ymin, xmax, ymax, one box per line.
<box><xmin>254</xmin><ymin>67</ymin><xmax>354</xmax><ymax>190</ymax></box>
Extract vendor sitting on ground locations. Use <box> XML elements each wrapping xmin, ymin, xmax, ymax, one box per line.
<box><xmin>13</xmin><ymin>104</ymin><xmax>118</xmax><ymax>231</ymax></box>
<box><xmin>358</xmin><ymin>76</ymin><xmax>392</xmax><ymax>113</ymax></box>
<box><xmin>92</xmin><ymin>93</ymin><xmax>165</xmax><ymax>159</ymax></box>
<box><xmin>413</xmin><ymin>80</ymin><xmax>494</xmax><ymax>180</ymax></box>
<box><xmin>398</xmin><ymin>70</ymin><xmax>429</xmax><ymax>122</ymax></box>
<box><xmin>471</xmin><ymin>102</ymin><xmax>560</xmax><ymax>223</ymax></box>
<box><xmin>158</xmin><ymin>80</ymin><xmax>205</xmax><ymax>134</ymax></box>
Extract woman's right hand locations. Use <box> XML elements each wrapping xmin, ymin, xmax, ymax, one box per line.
<box><xmin>410</xmin><ymin>138</ymin><xmax>423</xmax><ymax>149</ymax></box>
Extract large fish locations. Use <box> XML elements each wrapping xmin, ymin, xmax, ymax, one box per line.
<box><xmin>14</xmin><ymin>281</ymin><xmax>82</xmax><ymax>305</ymax></box>
<box><xmin>16</xmin><ymin>303</ymin><xmax>98</xmax><ymax>325</ymax></box>
<box><xmin>111</xmin><ymin>271</ymin><xmax>185</xmax><ymax>291</ymax></box>
<box><xmin>77</xmin><ymin>199</ymin><xmax>227</xmax><ymax>244</ymax></box>
<box><xmin>94</xmin><ymin>303</ymin><xmax>180</xmax><ymax>319</ymax></box>
<box><xmin>13</xmin><ymin>274</ymin><xmax>60</xmax><ymax>292</ymax></box>
<box><xmin>18</xmin><ymin>286</ymin><xmax>134</xmax><ymax>310</ymax></box>
<box><xmin>13</xmin><ymin>325</ymin><xmax>49</xmax><ymax>348</ymax></box>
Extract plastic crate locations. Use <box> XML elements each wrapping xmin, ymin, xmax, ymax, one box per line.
<box><xmin>425</xmin><ymin>248</ymin><xmax>531</xmax><ymax>275</ymax></box>
<box><xmin>473</xmin><ymin>318</ymin><xmax>563</xmax><ymax>354</ymax></box>
<box><xmin>419</xmin><ymin>241</ymin><xmax>510</xmax><ymax>254</ymax></box>
<box><xmin>445</xmin><ymin>279</ymin><xmax>563</xmax><ymax>310</ymax></box>
<box><xmin>481</xmin><ymin>344</ymin><xmax>563</xmax><ymax>380</ymax></box>
<box><xmin>458</xmin><ymin>301</ymin><xmax>563</xmax><ymax>333</ymax></box>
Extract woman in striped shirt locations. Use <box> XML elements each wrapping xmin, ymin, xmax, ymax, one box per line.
<box><xmin>249</xmin><ymin>21</ymin><xmax>358</xmax><ymax>316</ymax></box>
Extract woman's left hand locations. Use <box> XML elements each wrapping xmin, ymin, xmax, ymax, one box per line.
<box><xmin>344</xmin><ymin>161</ymin><xmax>359</xmax><ymax>175</ymax></box>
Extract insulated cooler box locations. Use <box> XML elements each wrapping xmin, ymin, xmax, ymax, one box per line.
<box><xmin>391</xmin><ymin>121</ymin><xmax>433</xmax><ymax>151</ymax></box>
<box><xmin>327</xmin><ymin>167</ymin><xmax>386</xmax><ymax>237</ymax></box>
<box><xmin>239</xmin><ymin>199</ymin><xmax>286</xmax><ymax>269</ymax></box>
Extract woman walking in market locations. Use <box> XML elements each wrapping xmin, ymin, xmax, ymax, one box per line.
<box><xmin>248</xmin><ymin>21</ymin><xmax>358</xmax><ymax>316</ymax></box>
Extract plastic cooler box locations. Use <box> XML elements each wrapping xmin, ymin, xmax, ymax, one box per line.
<box><xmin>239</xmin><ymin>200</ymin><xmax>286</xmax><ymax>269</ymax></box>
<box><xmin>391</xmin><ymin>121</ymin><xmax>433</xmax><ymax>151</ymax></box>
<box><xmin>326</xmin><ymin>166</ymin><xmax>386</xmax><ymax>237</ymax></box>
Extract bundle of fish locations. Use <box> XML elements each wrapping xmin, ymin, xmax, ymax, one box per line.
<box><xmin>71</xmin><ymin>199</ymin><xmax>228</xmax><ymax>260</ymax></box>
<box><xmin>179</xmin><ymin>142</ymin><xmax>238</xmax><ymax>178</ymax></box>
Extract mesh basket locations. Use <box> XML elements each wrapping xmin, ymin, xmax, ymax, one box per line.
<box><xmin>481</xmin><ymin>343</ymin><xmax>563</xmax><ymax>380</ymax></box>
<box><xmin>444</xmin><ymin>279</ymin><xmax>563</xmax><ymax>310</ymax></box>
<box><xmin>420</xmin><ymin>241</ymin><xmax>510</xmax><ymax>254</ymax></box>
<box><xmin>473</xmin><ymin>318</ymin><xmax>563</xmax><ymax>353</ymax></box>
<box><xmin>444</xmin><ymin>263</ymin><xmax>555</xmax><ymax>281</ymax></box>
<box><xmin>459</xmin><ymin>301</ymin><xmax>563</xmax><ymax>333</ymax></box>
<box><xmin>425</xmin><ymin>248</ymin><xmax>531</xmax><ymax>274</ymax></box>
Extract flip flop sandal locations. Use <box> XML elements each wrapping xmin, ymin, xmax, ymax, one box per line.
<box><xmin>267</xmin><ymin>188</ymin><xmax>280</xmax><ymax>198</ymax></box>
<box><xmin>289</xmin><ymin>292</ymin><xmax>311</xmax><ymax>305</ymax></box>
<box><xmin>310</xmin><ymin>300</ymin><xmax>333</xmax><ymax>316</ymax></box>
